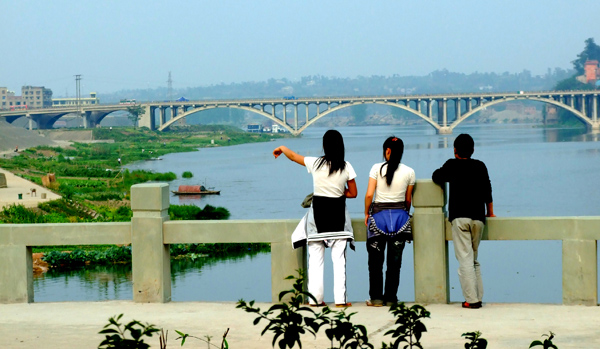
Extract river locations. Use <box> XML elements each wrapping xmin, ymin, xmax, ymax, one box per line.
<box><xmin>33</xmin><ymin>123</ymin><xmax>600</xmax><ymax>304</ymax></box>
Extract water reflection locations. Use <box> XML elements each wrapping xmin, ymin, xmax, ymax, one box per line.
<box><xmin>33</xmin><ymin>251</ymin><xmax>271</xmax><ymax>303</ymax></box>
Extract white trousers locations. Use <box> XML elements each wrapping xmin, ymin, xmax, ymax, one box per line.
<box><xmin>307</xmin><ymin>239</ymin><xmax>347</xmax><ymax>305</ymax></box>
<box><xmin>452</xmin><ymin>218</ymin><xmax>484</xmax><ymax>304</ymax></box>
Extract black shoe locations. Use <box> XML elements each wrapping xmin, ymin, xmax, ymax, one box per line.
<box><xmin>462</xmin><ymin>301</ymin><xmax>482</xmax><ymax>309</ymax></box>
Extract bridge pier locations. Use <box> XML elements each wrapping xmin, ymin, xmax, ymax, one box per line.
<box><xmin>139</xmin><ymin>104</ymin><xmax>154</xmax><ymax>130</ymax></box>
<box><xmin>437</xmin><ymin>126</ymin><xmax>452</xmax><ymax>135</ymax></box>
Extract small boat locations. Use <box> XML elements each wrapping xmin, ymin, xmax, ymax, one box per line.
<box><xmin>172</xmin><ymin>185</ymin><xmax>220</xmax><ymax>195</ymax></box>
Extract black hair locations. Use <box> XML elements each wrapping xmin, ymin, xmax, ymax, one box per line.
<box><xmin>380</xmin><ymin>136</ymin><xmax>404</xmax><ymax>186</ymax></box>
<box><xmin>454</xmin><ymin>133</ymin><xmax>474</xmax><ymax>158</ymax></box>
<box><xmin>316</xmin><ymin>129</ymin><xmax>347</xmax><ymax>175</ymax></box>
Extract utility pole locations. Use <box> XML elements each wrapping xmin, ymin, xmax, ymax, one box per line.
<box><xmin>167</xmin><ymin>71</ymin><xmax>173</xmax><ymax>101</ymax></box>
<box><xmin>74</xmin><ymin>74</ymin><xmax>82</xmax><ymax>118</ymax></box>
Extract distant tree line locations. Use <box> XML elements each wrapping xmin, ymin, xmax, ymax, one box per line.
<box><xmin>99</xmin><ymin>68</ymin><xmax>573</xmax><ymax>104</ymax></box>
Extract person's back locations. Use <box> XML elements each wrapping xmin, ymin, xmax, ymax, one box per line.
<box><xmin>432</xmin><ymin>157</ymin><xmax>491</xmax><ymax>223</ymax></box>
<box><xmin>364</xmin><ymin>136</ymin><xmax>415</xmax><ymax>306</ymax></box>
<box><xmin>432</xmin><ymin>133</ymin><xmax>494</xmax><ymax>309</ymax></box>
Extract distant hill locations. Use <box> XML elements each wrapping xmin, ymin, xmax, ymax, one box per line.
<box><xmin>98</xmin><ymin>69</ymin><xmax>575</xmax><ymax>104</ymax></box>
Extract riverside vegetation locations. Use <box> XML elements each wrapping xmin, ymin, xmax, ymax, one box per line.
<box><xmin>97</xmin><ymin>272</ymin><xmax>561</xmax><ymax>349</ymax></box>
<box><xmin>0</xmin><ymin>125</ymin><xmax>283</xmax><ymax>267</ymax></box>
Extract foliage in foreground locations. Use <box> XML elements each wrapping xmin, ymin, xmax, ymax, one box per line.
<box><xmin>463</xmin><ymin>331</ymin><xmax>488</xmax><ymax>349</ymax></box>
<box><xmin>530</xmin><ymin>332</ymin><xmax>558</xmax><ymax>349</ymax></box>
<box><xmin>237</xmin><ymin>270</ymin><xmax>431</xmax><ymax>349</ymax></box>
<box><xmin>98</xmin><ymin>314</ymin><xmax>159</xmax><ymax>349</ymax></box>
<box><xmin>96</xmin><ymin>281</ymin><xmax>561</xmax><ymax>348</ymax></box>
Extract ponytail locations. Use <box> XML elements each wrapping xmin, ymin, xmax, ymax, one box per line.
<box><xmin>379</xmin><ymin>136</ymin><xmax>404</xmax><ymax>186</ymax></box>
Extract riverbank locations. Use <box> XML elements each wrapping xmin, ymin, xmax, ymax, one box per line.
<box><xmin>0</xmin><ymin>301</ymin><xmax>597</xmax><ymax>348</ymax></box>
<box><xmin>0</xmin><ymin>124</ymin><xmax>289</xmax><ymax>221</ymax></box>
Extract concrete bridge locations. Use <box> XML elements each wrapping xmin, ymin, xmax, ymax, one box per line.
<box><xmin>2</xmin><ymin>90</ymin><xmax>600</xmax><ymax>134</ymax></box>
<box><xmin>140</xmin><ymin>90</ymin><xmax>600</xmax><ymax>135</ymax></box>
<box><xmin>0</xmin><ymin>104</ymin><xmax>130</xmax><ymax>129</ymax></box>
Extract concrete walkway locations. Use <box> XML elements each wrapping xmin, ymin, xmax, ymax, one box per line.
<box><xmin>0</xmin><ymin>167</ymin><xmax>61</xmax><ymax>209</ymax></box>
<box><xmin>0</xmin><ymin>301</ymin><xmax>598</xmax><ymax>348</ymax></box>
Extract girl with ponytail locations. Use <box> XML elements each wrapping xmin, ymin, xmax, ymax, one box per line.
<box><xmin>363</xmin><ymin>136</ymin><xmax>415</xmax><ymax>307</ymax></box>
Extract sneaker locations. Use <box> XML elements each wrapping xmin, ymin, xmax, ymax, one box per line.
<box><xmin>335</xmin><ymin>302</ymin><xmax>352</xmax><ymax>308</ymax></box>
<box><xmin>462</xmin><ymin>301</ymin><xmax>482</xmax><ymax>309</ymax></box>
<box><xmin>365</xmin><ymin>299</ymin><xmax>384</xmax><ymax>307</ymax></box>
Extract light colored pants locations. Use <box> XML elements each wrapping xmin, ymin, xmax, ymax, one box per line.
<box><xmin>452</xmin><ymin>218</ymin><xmax>484</xmax><ymax>304</ymax></box>
<box><xmin>307</xmin><ymin>239</ymin><xmax>347</xmax><ymax>305</ymax></box>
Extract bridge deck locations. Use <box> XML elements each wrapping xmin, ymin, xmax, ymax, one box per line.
<box><xmin>0</xmin><ymin>301</ymin><xmax>597</xmax><ymax>348</ymax></box>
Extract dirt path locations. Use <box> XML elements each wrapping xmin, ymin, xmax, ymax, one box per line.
<box><xmin>0</xmin><ymin>167</ymin><xmax>61</xmax><ymax>209</ymax></box>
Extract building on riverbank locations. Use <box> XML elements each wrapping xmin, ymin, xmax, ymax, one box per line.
<box><xmin>0</xmin><ymin>87</ymin><xmax>24</xmax><ymax>110</ymax></box>
<box><xmin>22</xmin><ymin>86</ymin><xmax>53</xmax><ymax>109</ymax></box>
<box><xmin>52</xmin><ymin>92</ymin><xmax>100</xmax><ymax>107</ymax></box>
<box><xmin>1</xmin><ymin>86</ymin><xmax>53</xmax><ymax>110</ymax></box>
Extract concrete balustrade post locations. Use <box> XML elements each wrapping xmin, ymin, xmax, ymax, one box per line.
<box><xmin>0</xmin><ymin>245</ymin><xmax>33</xmax><ymax>303</ymax></box>
<box><xmin>412</xmin><ymin>179</ymin><xmax>449</xmax><ymax>304</ymax></box>
<box><xmin>271</xmin><ymin>242</ymin><xmax>306</xmax><ymax>302</ymax></box>
<box><xmin>562</xmin><ymin>239</ymin><xmax>597</xmax><ymax>305</ymax></box>
<box><xmin>131</xmin><ymin>183</ymin><xmax>171</xmax><ymax>302</ymax></box>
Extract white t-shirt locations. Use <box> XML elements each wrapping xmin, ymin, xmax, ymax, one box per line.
<box><xmin>369</xmin><ymin>162</ymin><xmax>415</xmax><ymax>203</ymax></box>
<box><xmin>304</xmin><ymin>156</ymin><xmax>357</xmax><ymax>197</ymax></box>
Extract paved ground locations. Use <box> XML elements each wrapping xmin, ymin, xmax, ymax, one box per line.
<box><xmin>0</xmin><ymin>301</ymin><xmax>598</xmax><ymax>348</ymax></box>
<box><xmin>0</xmin><ymin>167</ymin><xmax>61</xmax><ymax>209</ymax></box>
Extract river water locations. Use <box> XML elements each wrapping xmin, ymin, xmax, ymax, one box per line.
<box><xmin>33</xmin><ymin>124</ymin><xmax>600</xmax><ymax>304</ymax></box>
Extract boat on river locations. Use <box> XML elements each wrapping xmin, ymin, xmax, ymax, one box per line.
<box><xmin>172</xmin><ymin>185</ymin><xmax>220</xmax><ymax>195</ymax></box>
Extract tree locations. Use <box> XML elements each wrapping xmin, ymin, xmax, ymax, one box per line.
<box><xmin>126</xmin><ymin>105</ymin><xmax>146</xmax><ymax>127</ymax></box>
<box><xmin>572</xmin><ymin>38</ymin><xmax>600</xmax><ymax>74</ymax></box>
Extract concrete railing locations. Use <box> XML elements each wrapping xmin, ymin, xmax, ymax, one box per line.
<box><xmin>1</xmin><ymin>181</ymin><xmax>598</xmax><ymax>305</ymax></box>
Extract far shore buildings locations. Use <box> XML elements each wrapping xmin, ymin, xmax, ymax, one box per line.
<box><xmin>576</xmin><ymin>60</ymin><xmax>600</xmax><ymax>85</ymax></box>
<box><xmin>51</xmin><ymin>92</ymin><xmax>99</xmax><ymax>107</ymax></box>
<box><xmin>1</xmin><ymin>86</ymin><xmax>52</xmax><ymax>110</ymax></box>
<box><xmin>1</xmin><ymin>86</ymin><xmax>99</xmax><ymax>110</ymax></box>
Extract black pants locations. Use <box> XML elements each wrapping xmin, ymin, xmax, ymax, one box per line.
<box><xmin>367</xmin><ymin>234</ymin><xmax>406</xmax><ymax>303</ymax></box>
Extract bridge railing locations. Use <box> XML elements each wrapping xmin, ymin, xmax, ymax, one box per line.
<box><xmin>0</xmin><ymin>180</ymin><xmax>598</xmax><ymax>305</ymax></box>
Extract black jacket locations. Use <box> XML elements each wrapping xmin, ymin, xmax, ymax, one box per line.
<box><xmin>432</xmin><ymin>158</ymin><xmax>493</xmax><ymax>222</ymax></box>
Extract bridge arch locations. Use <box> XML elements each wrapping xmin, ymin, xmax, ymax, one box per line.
<box><xmin>448</xmin><ymin>96</ymin><xmax>593</xmax><ymax>130</ymax></box>
<box><xmin>157</xmin><ymin>105</ymin><xmax>297</xmax><ymax>133</ymax></box>
<box><xmin>294</xmin><ymin>100</ymin><xmax>441</xmax><ymax>134</ymax></box>
<box><xmin>157</xmin><ymin>100</ymin><xmax>444</xmax><ymax>135</ymax></box>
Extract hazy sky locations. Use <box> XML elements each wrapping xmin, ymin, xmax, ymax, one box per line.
<box><xmin>1</xmin><ymin>1</ymin><xmax>599</xmax><ymax>95</ymax></box>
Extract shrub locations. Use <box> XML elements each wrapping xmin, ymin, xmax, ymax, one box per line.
<box><xmin>0</xmin><ymin>204</ymin><xmax>45</xmax><ymax>223</ymax></box>
<box><xmin>169</xmin><ymin>204</ymin><xmax>230</xmax><ymax>221</ymax></box>
<box><xmin>238</xmin><ymin>270</ymin><xmax>374</xmax><ymax>349</ymax></box>
<box><xmin>98</xmin><ymin>314</ymin><xmax>159</xmax><ymax>349</ymax></box>
<box><xmin>530</xmin><ymin>332</ymin><xmax>558</xmax><ymax>349</ymax></box>
<box><xmin>42</xmin><ymin>246</ymin><xmax>132</xmax><ymax>268</ymax></box>
<box><xmin>463</xmin><ymin>331</ymin><xmax>488</xmax><ymax>349</ymax></box>
<box><xmin>182</xmin><ymin>171</ymin><xmax>193</xmax><ymax>178</ymax></box>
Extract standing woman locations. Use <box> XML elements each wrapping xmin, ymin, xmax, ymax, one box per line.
<box><xmin>364</xmin><ymin>136</ymin><xmax>415</xmax><ymax>307</ymax></box>
<box><xmin>273</xmin><ymin>130</ymin><xmax>357</xmax><ymax>307</ymax></box>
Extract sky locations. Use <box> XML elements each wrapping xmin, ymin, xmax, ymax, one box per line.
<box><xmin>1</xmin><ymin>0</ymin><xmax>599</xmax><ymax>96</ymax></box>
